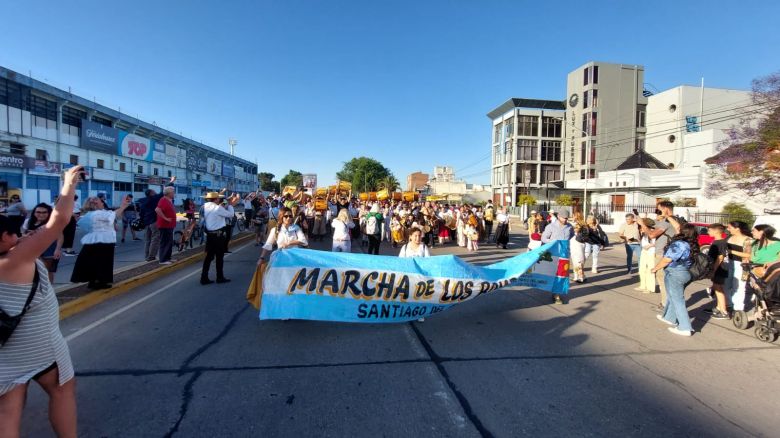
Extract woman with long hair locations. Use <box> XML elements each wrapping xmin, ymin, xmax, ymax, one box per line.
<box><xmin>0</xmin><ymin>166</ymin><xmax>82</xmax><ymax>438</ymax></box>
<box><xmin>262</xmin><ymin>206</ymin><xmax>308</xmax><ymax>256</ymax></box>
<box><xmin>22</xmin><ymin>203</ymin><xmax>62</xmax><ymax>284</ymax></box>
<box><xmin>725</xmin><ymin>221</ymin><xmax>753</xmax><ymax>313</ymax></box>
<box><xmin>652</xmin><ymin>223</ymin><xmax>698</xmax><ymax>336</ymax></box>
<box><xmin>70</xmin><ymin>195</ymin><xmax>131</xmax><ymax>289</ymax></box>
<box><xmin>583</xmin><ymin>215</ymin><xmax>607</xmax><ymax>274</ymax></box>
<box><xmin>637</xmin><ymin>218</ymin><xmax>657</xmax><ymax>294</ymax></box>
<box><xmin>570</xmin><ymin>212</ymin><xmax>588</xmax><ymax>283</ymax></box>
<box><xmin>330</xmin><ymin>208</ymin><xmax>354</xmax><ymax>252</ymax></box>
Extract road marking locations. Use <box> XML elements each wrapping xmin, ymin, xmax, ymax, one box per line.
<box><xmin>65</xmin><ymin>242</ymin><xmax>255</xmax><ymax>342</ymax></box>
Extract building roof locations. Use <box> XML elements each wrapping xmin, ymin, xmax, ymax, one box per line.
<box><xmin>614</xmin><ymin>149</ymin><xmax>669</xmax><ymax>170</ymax></box>
<box><xmin>487</xmin><ymin>98</ymin><xmax>565</xmax><ymax>119</ymax></box>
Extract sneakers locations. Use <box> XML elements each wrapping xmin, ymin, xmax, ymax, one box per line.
<box><xmin>591</xmin><ymin>269</ymin><xmax>599</xmax><ymax>274</ymax></box>
<box><xmin>668</xmin><ymin>327</ymin><xmax>692</xmax><ymax>337</ymax></box>
<box><xmin>711</xmin><ymin>309</ymin><xmax>730</xmax><ymax>320</ymax></box>
<box><xmin>63</xmin><ymin>250</ymin><xmax>77</xmax><ymax>257</ymax></box>
<box><xmin>656</xmin><ymin>314</ymin><xmax>675</xmax><ymax>326</ymax></box>
<box><xmin>159</xmin><ymin>261</ymin><xmax>173</xmax><ymax>265</ymax></box>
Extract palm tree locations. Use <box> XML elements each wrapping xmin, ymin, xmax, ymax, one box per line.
<box><xmin>377</xmin><ymin>175</ymin><xmax>400</xmax><ymax>192</ymax></box>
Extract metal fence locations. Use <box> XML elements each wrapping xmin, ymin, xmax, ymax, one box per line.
<box><xmin>690</xmin><ymin>212</ymin><xmax>757</xmax><ymax>225</ymax></box>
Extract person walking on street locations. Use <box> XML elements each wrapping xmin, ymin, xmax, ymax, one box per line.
<box><xmin>619</xmin><ymin>213</ymin><xmax>642</xmax><ymax>274</ymax></box>
<box><xmin>494</xmin><ymin>207</ymin><xmax>511</xmax><ymax>249</ymax></box>
<box><xmin>646</xmin><ymin>200</ymin><xmax>677</xmax><ymax>312</ymax></box>
<box><xmin>484</xmin><ymin>201</ymin><xmax>495</xmax><ymax>242</ymax></box>
<box><xmin>200</xmin><ymin>191</ymin><xmax>240</xmax><ymax>285</ymax></box>
<box><xmin>636</xmin><ymin>218</ymin><xmax>657</xmax><ymax>293</ymax></box>
<box><xmin>0</xmin><ymin>166</ymin><xmax>83</xmax><ymax>438</ymax></box>
<box><xmin>155</xmin><ymin>187</ymin><xmax>177</xmax><ymax>265</ymax></box>
<box><xmin>363</xmin><ymin>204</ymin><xmax>384</xmax><ymax>255</ymax></box>
<box><xmin>652</xmin><ymin>223</ymin><xmax>698</xmax><ymax>337</ymax></box>
<box><xmin>583</xmin><ymin>215</ymin><xmax>606</xmax><ymax>274</ymax></box>
<box><xmin>541</xmin><ymin>209</ymin><xmax>574</xmax><ymax>304</ymax></box>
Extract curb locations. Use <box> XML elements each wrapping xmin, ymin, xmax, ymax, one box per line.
<box><xmin>59</xmin><ymin>233</ymin><xmax>255</xmax><ymax>320</ymax></box>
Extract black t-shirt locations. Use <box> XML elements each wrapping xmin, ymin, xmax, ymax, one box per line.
<box><xmin>708</xmin><ymin>239</ymin><xmax>729</xmax><ymax>276</ymax></box>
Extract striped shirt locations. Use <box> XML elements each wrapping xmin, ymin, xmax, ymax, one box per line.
<box><xmin>0</xmin><ymin>260</ymin><xmax>74</xmax><ymax>395</ymax></box>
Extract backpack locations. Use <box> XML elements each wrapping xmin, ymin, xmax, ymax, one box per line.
<box><xmin>365</xmin><ymin>214</ymin><xmax>379</xmax><ymax>236</ymax></box>
<box><xmin>484</xmin><ymin>207</ymin><xmax>494</xmax><ymax>221</ymax></box>
<box><xmin>689</xmin><ymin>251</ymin><xmax>714</xmax><ymax>281</ymax></box>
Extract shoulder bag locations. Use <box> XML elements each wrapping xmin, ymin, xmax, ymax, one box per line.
<box><xmin>0</xmin><ymin>267</ymin><xmax>40</xmax><ymax>346</ymax></box>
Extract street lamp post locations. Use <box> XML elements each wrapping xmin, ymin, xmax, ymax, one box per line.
<box><xmin>228</xmin><ymin>138</ymin><xmax>237</xmax><ymax>156</ymax></box>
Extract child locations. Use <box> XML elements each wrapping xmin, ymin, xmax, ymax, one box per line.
<box><xmin>465</xmin><ymin>216</ymin><xmax>479</xmax><ymax>252</ymax></box>
<box><xmin>390</xmin><ymin>215</ymin><xmax>404</xmax><ymax>248</ymax></box>
<box><xmin>705</xmin><ymin>223</ymin><xmax>730</xmax><ymax>319</ymax></box>
<box><xmin>528</xmin><ymin>230</ymin><xmax>542</xmax><ymax>252</ymax></box>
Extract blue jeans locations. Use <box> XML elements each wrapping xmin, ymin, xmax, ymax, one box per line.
<box><xmin>662</xmin><ymin>265</ymin><xmax>692</xmax><ymax>332</ymax></box>
<box><xmin>584</xmin><ymin>243</ymin><xmax>601</xmax><ymax>270</ymax></box>
<box><xmin>625</xmin><ymin>243</ymin><xmax>641</xmax><ymax>271</ymax></box>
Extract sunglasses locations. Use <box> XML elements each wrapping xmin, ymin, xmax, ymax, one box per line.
<box><xmin>283</xmin><ymin>214</ymin><xmax>293</xmax><ymax>218</ymax></box>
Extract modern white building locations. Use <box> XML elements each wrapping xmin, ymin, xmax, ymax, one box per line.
<box><xmin>644</xmin><ymin>85</ymin><xmax>752</xmax><ymax>168</ymax></box>
<box><xmin>564</xmin><ymin>62</ymin><xmax>648</xmax><ymax>182</ymax></box>
<box><xmin>487</xmin><ymin>98</ymin><xmax>565</xmax><ymax>207</ymax></box>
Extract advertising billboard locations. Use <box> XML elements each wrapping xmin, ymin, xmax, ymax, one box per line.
<box><xmin>207</xmin><ymin>158</ymin><xmax>222</xmax><ymax>176</ymax></box>
<box><xmin>165</xmin><ymin>145</ymin><xmax>178</xmax><ymax>167</ymax></box>
<box><xmin>81</xmin><ymin>119</ymin><xmax>119</xmax><ymax>153</ymax></box>
<box><xmin>117</xmin><ymin>131</ymin><xmax>153</xmax><ymax>161</ymax></box>
<box><xmin>186</xmin><ymin>149</ymin><xmax>207</xmax><ymax>172</ymax></box>
<box><xmin>222</xmin><ymin>162</ymin><xmax>235</xmax><ymax>178</ymax></box>
<box><xmin>176</xmin><ymin>147</ymin><xmax>187</xmax><ymax>168</ymax></box>
<box><xmin>152</xmin><ymin>140</ymin><xmax>166</xmax><ymax>163</ymax></box>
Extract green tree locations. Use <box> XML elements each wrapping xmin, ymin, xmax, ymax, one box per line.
<box><xmin>517</xmin><ymin>195</ymin><xmax>537</xmax><ymax>206</ymax></box>
<box><xmin>336</xmin><ymin>157</ymin><xmax>395</xmax><ymax>192</ymax></box>
<box><xmin>554</xmin><ymin>194</ymin><xmax>573</xmax><ymax>206</ymax></box>
<box><xmin>377</xmin><ymin>175</ymin><xmax>400</xmax><ymax>192</ymax></box>
<box><xmin>280</xmin><ymin>169</ymin><xmax>303</xmax><ymax>188</ymax></box>
<box><xmin>258</xmin><ymin>172</ymin><xmax>280</xmax><ymax>192</ymax></box>
<box><xmin>721</xmin><ymin>202</ymin><xmax>755</xmax><ymax>227</ymax></box>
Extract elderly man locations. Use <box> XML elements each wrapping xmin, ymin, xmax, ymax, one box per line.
<box><xmin>542</xmin><ymin>209</ymin><xmax>574</xmax><ymax>304</ymax></box>
<box><xmin>200</xmin><ymin>191</ymin><xmax>241</xmax><ymax>285</ymax></box>
<box><xmin>140</xmin><ymin>176</ymin><xmax>176</xmax><ymax>261</ymax></box>
<box><xmin>155</xmin><ymin>186</ymin><xmax>177</xmax><ymax>265</ymax></box>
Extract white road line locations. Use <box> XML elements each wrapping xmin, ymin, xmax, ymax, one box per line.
<box><xmin>65</xmin><ymin>242</ymin><xmax>255</xmax><ymax>342</ymax></box>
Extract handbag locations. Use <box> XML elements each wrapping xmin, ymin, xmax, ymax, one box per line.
<box><xmin>0</xmin><ymin>267</ymin><xmax>40</xmax><ymax>346</ymax></box>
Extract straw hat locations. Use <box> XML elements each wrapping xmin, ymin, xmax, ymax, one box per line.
<box><xmin>201</xmin><ymin>191</ymin><xmax>225</xmax><ymax>199</ymax></box>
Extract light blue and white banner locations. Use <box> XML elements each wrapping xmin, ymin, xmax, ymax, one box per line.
<box><xmin>259</xmin><ymin>241</ymin><xmax>570</xmax><ymax>323</ymax></box>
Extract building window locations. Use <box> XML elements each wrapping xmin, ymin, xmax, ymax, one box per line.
<box><xmin>503</xmin><ymin>120</ymin><xmax>514</xmax><ymax>138</ymax></box>
<box><xmin>96</xmin><ymin>159</ymin><xmax>105</xmax><ymax>169</ymax></box>
<box><xmin>35</xmin><ymin>149</ymin><xmax>47</xmax><ymax>161</ymax></box>
<box><xmin>516</xmin><ymin>164</ymin><xmax>537</xmax><ymax>185</ymax></box>
<box><xmin>113</xmin><ymin>182</ymin><xmax>132</xmax><ymax>192</ymax></box>
<box><xmin>137</xmin><ymin>165</ymin><xmax>143</xmax><ymax>174</ymax></box>
<box><xmin>580</xmin><ymin>169</ymin><xmax>596</xmax><ymax>179</ymax></box>
<box><xmin>541</xmin><ymin>117</ymin><xmax>562</xmax><ymax>138</ymax></box>
<box><xmin>10</xmin><ymin>143</ymin><xmax>25</xmax><ymax>155</ymax></box>
<box><xmin>119</xmin><ymin>162</ymin><xmax>126</xmax><ymax>172</ymax></box>
<box><xmin>584</xmin><ymin>67</ymin><xmax>590</xmax><ymax>86</ymax></box>
<box><xmin>31</xmin><ymin>96</ymin><xmax>57</xmax><ymax>122</ymax></box>
<box><xmin>195</xmin><ymin>174</ymin><xmax>201</xmax><ymax>181</ymax></box>
<box><xmin>62</xmin><ymin>106</ymin><xmax>87</xmax><ymax>132</ymax></box>
<box><xmin>92</xmin><ymin>115</ymin><xmax>113</xmax><ymax>127</ymax></box>
<box><xmin>494</xmin><ymin>123</ymin><xmax>502</xmax><ymax>143</ymax></box>
<box><xmin>590</xmin><ymin>140</ymin><xmax>596</xmax><ymax>164</ymax></box>
<box><xmin>591</xmin><ymin>89</ymin><xmax>598</xmax><ymax>108</ymax></box>
<box><xmin>541</xmin><ymin>141</ymin><xmax>561</xmax><ymax>161</ymax></box>
<box><xmin>636</xmin><ymin>110</ymin><xmax>646</xmax><ymax>128</ymax></box>
<box><xmin>581</xmin><ymin>141</ymin><xmax>586</xmax><ymax>165</ymax></box>
<box><xmin>583</xmin><ymin>90</ymin><xmax>589</xmax><ymax>109</ymax></box>
<box><xmin>517</xmin><ymin>139</ymin><xmax>536</xmax><ymax>160</ymax></box>
<box><xmin>540</xmin><ymin>164</ymin><xmax>561</xmax><ymax>184</ymax></box>
<box><xmin>494</xmin><ymin>145</ymin><xmax>500</xmax><ymax>163</ymax></box>
<box><xmin>69</xmin><ymin>154</ymin><xmax>79</xmax><ymax>165</ymax></box>
<box><xmin>592</xmin><ymin>65</ymin><xmax>599</xmax><ymax>84</ymax></box>
<box><xmin>153</xmin><ymin>168</ymin><xmax>159</xmax><ymax>176</ymax></box>
<box><xmin>635</xmin><ymin>138</ymin><xmax>645</xmax><ymax>151</ymax></box>
<box><xmin>582</xmin><ymin>113</ymin><xmax>588</xmax><ymax>137</ymax></box>
<box><xmin>591</xmin><ymin>112</ymin><xmax>597</xmax><ymax>135</ymax></box>
<box><xmin>167</xmin><ymin>170</ymin><xmax>172</xmax><ymax>178</ymax></box>
<box><xmin>517</xmin><ymin>115</ymin><xmax>538</xmax><ymax>137</ymax></box>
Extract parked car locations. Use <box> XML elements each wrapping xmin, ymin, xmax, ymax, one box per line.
<box><xmin>690</xmin><ymin>222</ymin><xmax>727</xmax><ymax>254</ymax></box>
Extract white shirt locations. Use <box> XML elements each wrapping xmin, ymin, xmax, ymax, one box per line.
<box><xmin>203</xmin><ymin>202</ymin><xmax>235</xmax><ymax>232</ymax></box>
<box><xmin>81</xmin><ymin>210</ymin><xmax>117</xmax><ymax>244</ymax></box>
<box><xmin>242</xmin><ymin>200</ymin><xmax>252</xmax><ymax>210</ymax></box>
<box><xmin>331</xmin><ymin>218</ymin><xmax>355</xmax><ymax>241</ymax></box>
<box><xmin>263</xmin><ymin>224</ymin><xmax>308</xmax><ymax>251</ymax></box>
<box><xmin>496</xmin><ymin>212</ymin><xmax>509</xmax><ymax>224</ymax></box>
<box><xmin>399</xmin><ymin>243</ymin><xmax>430</xmax><ymax>258</ymax></box>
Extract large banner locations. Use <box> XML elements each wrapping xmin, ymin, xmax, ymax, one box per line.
<box><xmin>117</xmin><ymin>131</ymin><xmax>153</xmax><ymax>161</ymax></box>
<box><xmin>302</xmin><ymin>173</ymin><xmax>317</xmax><ymax>195</ymax></box>
<box><xmin>258</xmin><ymin>241</ymin><xmax>570</xmax><ymax>323</ymax></box>
<box><xmin>81</xmin><ymin>119</ymin><xmax>119</xmax><ymax>153</ymax></box>
<box><xmin>207</xmin><ymin>158</ymin><xmax>222</xmax><ymax>175</ymax></box>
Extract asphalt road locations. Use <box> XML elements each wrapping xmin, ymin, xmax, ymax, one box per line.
<box><xmin>21</xmin><ymin>227</ymin><xmax>780</xmax><ymax>437</ymax></box>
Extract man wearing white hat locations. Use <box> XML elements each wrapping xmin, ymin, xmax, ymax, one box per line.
<box><xmin>200</xmin><ymin>191</ymin><xmax>240</xmax><ymax>285</ymax></box>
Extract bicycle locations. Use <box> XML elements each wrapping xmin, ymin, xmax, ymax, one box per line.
<box><xmin>234</xmin><ymin>212</ymin><xmax>246</xmax><ymax>232</ymax></box>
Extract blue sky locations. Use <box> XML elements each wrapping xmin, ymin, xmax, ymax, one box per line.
<box><xmin>2</xmin><ymin>0</ymin><xmax>779</xmax><ymax>186</ymax></box>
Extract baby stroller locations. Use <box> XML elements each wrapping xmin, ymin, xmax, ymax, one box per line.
<box><xmin>734</xmin><ymin>262</ymin><xmax>780</xmax><ymax>343</ymax></box>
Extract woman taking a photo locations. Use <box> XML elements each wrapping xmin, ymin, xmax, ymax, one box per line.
<box><xmin>70</xmin><ymin>195</ymin><xmax>131</xmax><ymax>290</ymax></box>
<box><xmin>0</xmin><ymin>166</ymin><xmax>82</xmax><ymax>438</ymax></box>
<box><xmin>22</xmin><ymin>203</ymin><xmax>63</xmax><ymax>285</ymax></box>
<box><xmin>652</xmin><ymin>223</ymin><xmax>698</xmax><ymax>337</ymax></box>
